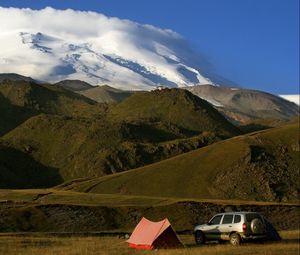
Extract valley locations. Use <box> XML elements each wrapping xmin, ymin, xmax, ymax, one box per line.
<box><xmin>0</xmin><ymin>76</ymin><xmax>299</xmax><ymax>253</ymax></box>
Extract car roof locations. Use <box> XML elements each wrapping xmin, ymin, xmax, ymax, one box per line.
<box><xmin>215</xmin><ymin>212</ymin><xmax>260</xmax><ymax>215</ymax></box>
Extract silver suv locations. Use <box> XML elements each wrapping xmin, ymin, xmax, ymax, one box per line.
<box><xmin>194</xmin><ymin>212</ymin><xmax>266</xmax><ymax>245</ymax></box>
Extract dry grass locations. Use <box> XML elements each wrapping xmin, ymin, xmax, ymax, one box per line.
<box><xmin>1</xmin><ymin>189</ymin><xmax>297</xmax><ymax>207</ymax></box>
<box><xmin>0</xmin><ymin>230</ymin><xmax>299</xmax><ymax>255</ymax></box>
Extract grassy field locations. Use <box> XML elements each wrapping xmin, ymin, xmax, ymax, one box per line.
<box><xmin>2</xmin><ymin>189</ymin><xmax>298</xmax><ymax>207</ymax></box>
<box><xmin>0</xmin><ymin>189</ymin><xmax>298</xmax><ymax>233</ymax></box>
<box><xmin>0</xmin><ymin>231</ymin><xmax>298</xmax><ymax>255</ymax></box>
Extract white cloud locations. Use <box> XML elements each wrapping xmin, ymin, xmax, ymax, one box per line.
<box><xmin>0</xmin><ymin>7</ymin><xmax>212</xmax><ymax>89</ymax></box>
<box><xmin>279</xmin><ymin>95</ymin><xmax>300</xmax><ymax>106</ymax></box>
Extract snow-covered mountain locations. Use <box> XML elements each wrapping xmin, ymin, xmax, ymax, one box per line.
<box><xmin>0</xmin><ymin>7</ymin><xmax>228</xmax><ymax>90</ymax></box>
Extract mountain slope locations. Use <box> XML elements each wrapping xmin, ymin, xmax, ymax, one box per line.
<box><xmin>109</xmin><ymin>88</ymin><xmax>240</xmax><ymax>137</ymax></box>
<box><xmin>0</xmin><ymin>80</ymin><xmax>101</xmax><ymax>117</ymax></box>
<box><xmin>0</xmin><ymin>142</ymin><xmax>62</xmax><ymax>188</ymax></box>
<box><xmin>0</xmin><ymin>73</ymin><xmax>35</xmax><ymax>82</ymax></box>
<box><xmin>79</xmin><ymin>85</ymin><xmax>134</xmax><ymax>103</ymax></box>
<box><xmin>0</xmin><ymin>87</ymin><xmax>240</xmax><ymax>188</ymax></box>
<box><xmin>0</xmin><ymin>80</ymin><xmax>107</xmax><ymax>136</ymax></box>
<box><xmin>0</xmin><ymin>92</ymin><xmax>35</xmax><ymax>136</ymax></box>
<box><xmin>185</xmin><ymin>85</ymin><xmax>299</xmax><ymax>124</ymax></box>
<box><xmin>61</xmin><ymin>120</ymin><xmax>300</xmax><ymax>203</ymax></box>
<box><xmin>55</xmin><ymin>80</ymin><xmax>93</xmax><ymax>91</ymax></box>
<box><xmin>0</xmin><ymin>7</ymin><xmax>238</xmax><ymax>90</ymax></box>
<box><xmin>0</xmin><ymin>80</ymin><xmax>105</xmax><ymax>117</ymax></box>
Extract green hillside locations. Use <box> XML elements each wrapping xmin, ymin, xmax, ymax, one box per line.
<box><xmin>1</xmin><ymin>114</ymin><xmax>227</xmax><ymax>186</ymax></box>
<box><xmin>0</xmin><ymin>83</ymin><xmax>240</xmax><ymax>188</ymax></box>
<box><xmin>109</xmin><ymin>88</ymin><xmax>240</xmax><ymax>137</ymax></box>
<box><xmin>79</xmin><ymin>85</ymin><xmax>134</xmax><ymax>103</ymax></box>
<box><xmin>0</xmin><ymin>80</ymin><xmax>101</xmax><ymax>117</ymax></box>
<box><xmin>55</xmin><ymin>79</ymin><xmax>93</xmax><ymax>91</ymax></box>
<box><xmin>0</xmin><ymin>93</ymin><xmax>36</xmax><ymax>136</ymax></box>
<box><xmin>61</xmin><ymin>121</ymin><xmax>299</xmax><ymax>202</ymax></box>
<box><xmin>0</xmin><ymin>80</ymin><xmax>106</xmax><ymax>135</ymax></box>
<box><xmin>0</xmin><ymin>143</ymin><xmax>62</xmax><ymax>188</ymax></box>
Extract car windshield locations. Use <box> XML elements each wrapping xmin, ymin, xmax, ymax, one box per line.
<box><xmin>209</xmin><ymin>215</ymin><xmax>223</xmax><ymax>225</ymax></box>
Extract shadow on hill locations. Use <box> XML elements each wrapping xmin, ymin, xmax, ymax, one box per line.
<box><xmin>239</xmin><ymin>123</ymin><xmax>272</xmax><ymax>134</ymax></box>
<box><xmin>0</xmin><ymin>145</ymin><xmax>63</xmax><ymax>188</ymax></box>
<box><xmin>121</xmin><ymin>122</ymin><xmax>184</xmax><ymax>142</ymax></box>
<box><xmin>0</xmin><ymin>93</ymin><xmax>37</xmax><ymax>136</ymax></box>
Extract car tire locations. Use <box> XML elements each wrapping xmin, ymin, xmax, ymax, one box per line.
<box><xmin>229</xmin><ymin>233</ymin><xmax>241</xmax><ymax>246</ymax></box>
<box><xmin>195</xmin><ymin>231</ymin><xmax>205</xmax><ymax>245</ymax></box>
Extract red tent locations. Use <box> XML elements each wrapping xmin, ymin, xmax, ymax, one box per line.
<box><xmin>127</xmin><ymin>217</ymin><xmax>183</xmax><ymax>250</ymax></box>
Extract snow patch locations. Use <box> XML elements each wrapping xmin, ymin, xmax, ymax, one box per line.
<box><xmin>0</xmin><ymin>7</ymin><xmax>215</xmax><ymax>90</ymax></box>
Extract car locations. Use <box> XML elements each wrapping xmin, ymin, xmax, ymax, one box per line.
<box><xmin>194</xmin><ymin>212</ymin><xmax>267</xmax><ymax>245</ymax></box>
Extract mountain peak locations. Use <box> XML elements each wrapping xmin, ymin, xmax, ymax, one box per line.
<box><xmin>0</xmin><ymin>7</ymin><xmax>231</xmax><ymax>90</ymax></box>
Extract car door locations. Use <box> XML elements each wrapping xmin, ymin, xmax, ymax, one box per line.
<box><xmin>205</xmin><ymin>214</ymin><xmax>223</xmax><ymax>240</ymax></box>
<box><xmin>218</xmin><ymin>214</ymin><xmax>234</xmax><ymax>240</ymax></box>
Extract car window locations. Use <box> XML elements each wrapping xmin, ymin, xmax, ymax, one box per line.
<box><xmin>222</xmin><ymin>214</ymin><xmax>233</xmax><ymax>224</ymax></box>
<box><xmin>234</xmin><ymin>215</ymin><xmax>241</xmax><ymax>223</ymax></box>
<box><xmin>209</xmin><ymin>215</ymin><xmax>223</xmax><ymax>225</ymax></box>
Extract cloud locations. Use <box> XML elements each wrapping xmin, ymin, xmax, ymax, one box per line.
<box><xmin>279</xmin><ymin>95</ymin><xmax>300</xmax><ymax>105</ymax></box>
<box><xmin>0</xmin><ymin>7</ymin><xmax>216</xmax><ymax>89</ymax></box>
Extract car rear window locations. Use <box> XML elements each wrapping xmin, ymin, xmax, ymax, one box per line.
<box><xmin>222</xmin><ymin>214</ymin><xmax>233</xmax><ymax>224</ymax></box>
<box><xmin>245</xmin><ymin>213</ymin><xmax>262</xmax><ymax>222</ymax></box>
<box><xmin>234</xmin><ymin>215</ymin><xmax>241</xmax><ymax>223</ymax></box>
<box><xmin>209</xmin><ymin>215</ymin><xmax>223</xmax><ymax>225</ymax></box>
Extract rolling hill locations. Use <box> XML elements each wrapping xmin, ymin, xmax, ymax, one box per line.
<box><xmin>0</xmin><ymin>79</ymin><xmax>105</xmax><ymax>136</ymax></box>
<box><xmin>79</xmin><ymin>85</ymin><xmax>134</xmax><ymax>103</ymax></box>
<box><xmin>55</xmin><ymin>80</ymin><xmax>93</xmax><ymax>91</ymax></box>
<box><xmin>55</xmin><ymin>80</ymin><xmax>299</xmax><ymax>125</ymax></box>
<box><xmin>109</xmin><ymin>88</ymin><xmax>240</xmax><ymax>138</ymax></box>
<box><xmin>59</xmin><ymin>120</ymin><xmax>299</xmax><ymax>203</ymax></box>
<box><xmin>185</xmin><ymin>85</ymin><xmax>299</xmax><ymax>124</ymax></box>
<box><xmin>0</xmin><ymin>80</ymin><xmax>100</xmax><ymax>116</ymax></box>
<box><xmin>0</xmin><ymin>82</ymin><xmax>240</xmax><ymax>188</ymax></box>
<box><xmin>2</xmin><ymin>74</ymin><xmax>298</xmax><ymax>126</ymax></box>
<box><xmin>0</xmin><ymin>73</ymin><xmax>35</xmax><ymax>82</ymax></box>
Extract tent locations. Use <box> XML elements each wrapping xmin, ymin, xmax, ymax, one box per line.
<box><xmin>127</xmin><ymin>217</ymin><xmax>183</xmax><ymax>250</ymax></box>
<box><xmin>264</xmin><ymin>218</ymin><xmax>281</xmax><ymax>241</ymax></box>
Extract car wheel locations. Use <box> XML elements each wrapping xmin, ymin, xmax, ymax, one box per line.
<box><xmin>229</xmin><ymin>233</ymin><xmax>241</xmax><ymax>246</ymax></box>
<box><xmin>195</xmin><ymin>231</ymin><xmax>205</xmax><ymax>245</ymax></box>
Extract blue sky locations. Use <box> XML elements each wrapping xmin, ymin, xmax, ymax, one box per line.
<box><xmin>0</xmin><ymin>0</ymin><xmax>299</xmax><ymax>94</ymax></box>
